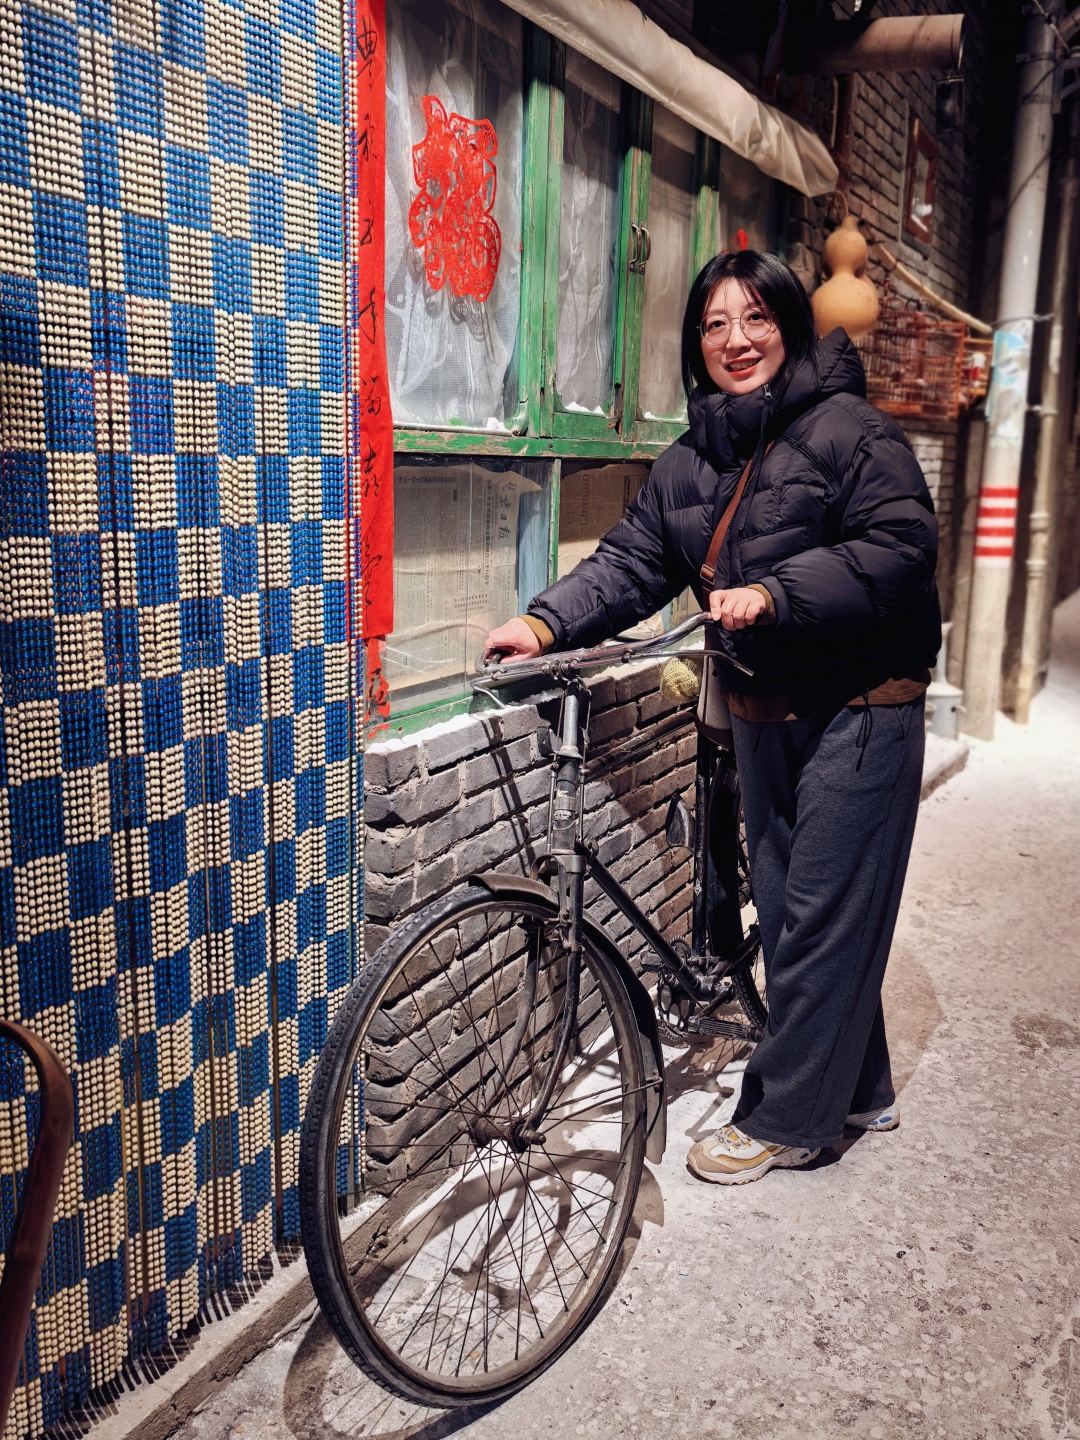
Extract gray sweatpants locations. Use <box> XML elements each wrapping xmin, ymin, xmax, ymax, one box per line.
<box><xmin>730</xmin><ymin>697</ymin><xmax>925</xmax><ymax>1151</ymax></box>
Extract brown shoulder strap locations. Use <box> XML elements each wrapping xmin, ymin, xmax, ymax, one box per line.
<box><xmin>700</xmin><ymin>443</ymin><xmax>772</xmax><ymax>591</ymax></box>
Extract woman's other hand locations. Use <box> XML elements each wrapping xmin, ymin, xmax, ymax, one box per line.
<box><xmin>482</xmin><ymin>618</ymin><xmax>543</xmax><ymax>663</ymax></box>
<box><xmin>709</xmin><ymin>586</ymin><xmax>771</xmax><ymax>631</ymax></box>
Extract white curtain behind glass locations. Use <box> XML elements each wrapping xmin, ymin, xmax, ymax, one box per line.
<box><xmin>555</xmin><ymin>51</ymin><xmax>621</xmax><ymax>415</ymax></box>
<box><xmin>384</xmin><ymin>0</ymin><xmax>523</xmax><ymax>428</ymax></box>
<box><xmin>718</xmin><ymin>145</ymin><xmax>780</xmax><ymax>255</ymax></box>
<box><xmin>638</xmin><ymin>104</ymin><xmax>695</xmax><ymax>421</ymax></box>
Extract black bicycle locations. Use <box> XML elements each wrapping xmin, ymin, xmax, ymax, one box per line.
<box><xmin>298</xmin><ymin>613</ymin><xmax>766</xmax><ymax>1407</ymax></box>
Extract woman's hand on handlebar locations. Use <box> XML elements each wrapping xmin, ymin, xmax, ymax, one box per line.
<box><xmin>709</xmin><ymin>586</ymin><xmax>771</xmax><ymax>631</ymax></box>
<box><xmin>482</xmin><ymin>618</ymin><xmax>543</xmax><ymax>664</ymax></box>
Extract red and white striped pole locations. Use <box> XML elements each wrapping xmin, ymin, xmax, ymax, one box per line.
<box><xmin>974</xmin><ymin>485</ymin><xmax>1020</xmax><ymax>564</ymax></box>
<box><xmin>961</xmin><ymin>9</ymin><xmax>1057</xmax><ymax>739</ymax></box>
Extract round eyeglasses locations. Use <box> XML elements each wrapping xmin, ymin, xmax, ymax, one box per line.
<box><xmin>699</xmin><ymin>306</ymin><xmax>775</xmax><ymax>347</ymax></box>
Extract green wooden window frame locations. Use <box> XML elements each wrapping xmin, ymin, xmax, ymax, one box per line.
<box><xmin>384</xmin><ymin>15</ymin><xmax>784</xmax><ymax>734</ymax></box>
<box><xmin>392</xmin><ymin>28</ymin><xmax>725</xmax><ymax>459</ymax></box>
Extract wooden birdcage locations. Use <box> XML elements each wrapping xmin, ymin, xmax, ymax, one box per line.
<box><xmin>859</xmin><ymin>293</ymin><xmax>968</xmax><ymax>421</ymax></box>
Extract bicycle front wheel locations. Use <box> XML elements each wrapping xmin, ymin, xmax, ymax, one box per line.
<box><xmin>299</xmin><ymin>883</ymin><xmax>648</xmax><ymax>1408</ymax></box>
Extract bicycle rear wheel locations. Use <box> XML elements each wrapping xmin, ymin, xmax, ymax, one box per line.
<box><xmin>730</xmin><ymin>817</ymin><xmax>767</xmax><ymax>1028</ymax></box>
<box><xmin>299</xmin><ymin>883</ymin><xmax>648</xmax><ymax>1408</ymax></box>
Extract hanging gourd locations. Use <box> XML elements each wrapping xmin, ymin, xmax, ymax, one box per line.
<box><xmin>811</xmin><ymin>210</ymin><xmax>880</xmax><ymax>341</ymax></box>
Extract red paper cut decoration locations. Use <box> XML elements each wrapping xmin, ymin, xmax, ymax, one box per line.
<box><xmin>735</xmin><ymin>228</ymin><xmax>749</xmax><ymax>251</ymax></box>
<box><xmin>408</xmin><ymin>96</ymin><xmax>501</xmax><ymax>303</ymax></box>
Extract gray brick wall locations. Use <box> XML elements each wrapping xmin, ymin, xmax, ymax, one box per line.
<box><xmin>364</xmin><ymin>660</ymin><xmax>697</xmax><ymax>973</ymax></box>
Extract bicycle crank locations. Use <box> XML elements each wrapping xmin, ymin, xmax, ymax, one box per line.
<box><xmin>655</xmin><ymin>945</ymin><xmax>700</xmax><ymax>1043</ymax></box>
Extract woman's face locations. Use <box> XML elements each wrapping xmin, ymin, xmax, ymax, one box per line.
<box><xmin>700</xmin><ymin>279</ymin><xmax>786</xmax><ymax>396</ymax></box>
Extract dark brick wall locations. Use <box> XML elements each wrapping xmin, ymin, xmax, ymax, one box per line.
<box><xmin>785</xmin><ymin>0</ymin><xmax>1000</xmax><ymax>629</ymax></box>
<box><xmin>364</xmin><ymin>662</ymin><xmax>698</xmax><ymax>967</ymax></box>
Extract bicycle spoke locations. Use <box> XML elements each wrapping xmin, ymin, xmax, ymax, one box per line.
<box><xmin>364</xmin><ymin>997</ymin><xmax>482</xmax><ymax>1124</ymax></box>
<box><xmin>516</xmin><ymin>1145</ymin><xmax>532</xmax><ymax>1361</ymax></box>
<box><xmin>447</xmin><ymin>917</ymin><xmax>511</xmax><ymax>1113</ymax></box>
<box><xmin>390</xmin><ymin>1162</ymin><xmax>496</xmax><ymax>1376</ymax></box>
<box><xmin>531</xmin><ymin>1142</ymin><xmax>610</xmax><ymax>1246</ymax></box>
<box><xmin>539</xmin><ymin>1080</ymin><xmax>654</xmax><ymax>1132</ymax></box>
<box><xmin>454</xmin><ymin>913</ymin><xmax>521</xmax><ymax>1113</ymax></box>
<box><xmin>501</xmin><ymin>1137</ymin><xmax>594</xmax><ymax>1291</ymax></box>
<box><xmin>368</xmin><ymin>1144</ymin><xmax>489</xmax><ymax>1331</ymax></box>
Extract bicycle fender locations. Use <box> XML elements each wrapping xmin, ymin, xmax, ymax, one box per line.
<box><xmin>468</xmin><ymin>871</ymin><xmax>667</xmax><ymax>1164</ymax></box>
<box><xmin>467</xmin><ymin>871</ymin><xmax>556</xmax><ymax>905</ymax></box>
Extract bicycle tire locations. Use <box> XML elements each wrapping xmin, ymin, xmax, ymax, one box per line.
<box><xmin>299</xmin><ymin>883</ymin><xmax>648</xmax><ymax>1408</ymax></box>
<box><xmin>731</xmin><ymin>815</ymin><xmax>767</xmax><ymax>1028</ymax></box>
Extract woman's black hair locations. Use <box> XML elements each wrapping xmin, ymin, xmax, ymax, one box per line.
<box><xmin>681</xmin><ymin>249</ymin><xmax>818</xmax><ymax>399</ymax></box>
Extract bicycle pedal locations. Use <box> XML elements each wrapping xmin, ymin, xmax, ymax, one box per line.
<box><xmin>691</xmin><ymin>1016</ymin><xmax>762</xmax><ymax>1043</ymax></box>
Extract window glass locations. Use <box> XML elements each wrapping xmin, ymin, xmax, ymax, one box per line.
<box><xmin>556</xmin><ymin>463</ymin><xmax>649</xmax><ymax>578</ymax></box>
<box><xmin>638</xmin><ymin>105</ymin><xmax>696</xmax><ymax>421</ymax></box>
<box><xmin>384</xmin><ymin>0</ymin><xmax>523</xmax><ymax>429</ymax></box>
<box><xmin>717</xmin><ymin>146</ymin><xmax>779</xmax><ymax>254</ymax></box>
<box><xmin>555</xmin><ymin>51</ymin><xmax>622</xmax><ymax>415</ymax></box>
<box><xmin>556</xmin><ymin>462</ymin><xmax>692</xmax><ymax>637</ymax></box>
<box><xmin>386</xmin><ymin>457</ymin><xmax>549</xmax><ymax>700</ymax></box>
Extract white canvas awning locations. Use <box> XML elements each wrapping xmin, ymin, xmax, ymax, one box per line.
<box><xmin>501</xmin><ymin>0</ymin><xmax>839</xmax><ymax>197</ymax></box>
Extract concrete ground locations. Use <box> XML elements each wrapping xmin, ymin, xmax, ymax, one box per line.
<box><xmin>168</xmin><ymin>594</ymin><xmax>1080</xmax><ymax>1440</ymax></box>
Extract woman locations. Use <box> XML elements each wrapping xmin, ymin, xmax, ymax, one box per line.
<box><xmin>484</xmin><ymin>249</ymin><xmax>940</xmax><ymax>1186</ymax></box>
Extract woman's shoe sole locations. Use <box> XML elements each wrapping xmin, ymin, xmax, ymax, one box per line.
<box><xmin>686</xmin><ymin>1146</ymin><xmax>820</xmax><ymax>1185</ymax></box>
<box><xmin>846</xmin><ymin>1110</ymin><xmax>899</xmax><ymax>1131</ymax></box>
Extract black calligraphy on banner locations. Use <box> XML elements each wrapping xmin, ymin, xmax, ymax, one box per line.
<box><xmin>347</xmin><ymin>0</ymin><xmax>393</xmax><ymax>729</ymax></box>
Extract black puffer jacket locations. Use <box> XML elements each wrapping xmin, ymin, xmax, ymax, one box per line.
<box><xmin>528</xmin><ymin>330</ymin><xmax>941</xmax><ymax>694</ymax></box>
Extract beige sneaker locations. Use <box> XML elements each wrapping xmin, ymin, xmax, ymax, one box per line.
<box><xmin>686</xmin><ymin>1123</ymin><xmax>820</xmax><ymax>1185</ymax></box>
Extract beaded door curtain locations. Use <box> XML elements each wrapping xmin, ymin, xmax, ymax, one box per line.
<box><xmin>0</xmin><ymin>0</ymin><xmax>355</xmax><ymax>1427</ymax></box>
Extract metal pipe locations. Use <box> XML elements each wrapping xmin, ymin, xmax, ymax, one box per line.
<box><xmin>960</xmin><ymin>7</ymin><xmax>1059</xmax><ymax>739</ymax></box>
<box><xmin>1014</xmin><ymin>99</ymin><xmax>1080</xmax><ymax>722</ymax></box>
<box><xmin>789</xmin><ymin>15</ymin><xmax>964</xmax><ymax>75</ymax></box>
<box><xmin>0</xmin><ymin>1021</ymin><xmax>74</xmax><ymax>1437</ymax></box>
<box><xmin>945</xmin><ymin>415</ymin><xmax>988</xmax><ymax>688</ymax></box>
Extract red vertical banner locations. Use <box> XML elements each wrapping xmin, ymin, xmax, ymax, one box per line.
<box><xmin>347</xmin><ymin>0</ymin><xmax>394</xmax><ymax>729</ymax></box>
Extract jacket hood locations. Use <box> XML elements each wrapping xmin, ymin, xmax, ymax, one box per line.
<box><xmin>687</xmin><ymin>328</ymin><xmax>867</xmax><ymax>469</ymax></box>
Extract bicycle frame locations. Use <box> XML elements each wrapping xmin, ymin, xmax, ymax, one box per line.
<box><xmin>528</xmin><ymin>677</ymin><xmax>761</xmax><ymax>1045</ymax></box>
<box><xmin>472</xmin><ymin>614</ymin><xmax>763</xmax><ymax>1062</ymax></box>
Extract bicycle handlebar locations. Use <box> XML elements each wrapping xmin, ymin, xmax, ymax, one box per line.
<box><xmin>472</xmin><ymin>612</ymin><xmax>753</xmax><ymax>690</ymax></box>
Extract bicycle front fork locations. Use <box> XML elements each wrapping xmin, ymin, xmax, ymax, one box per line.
<box><xmin>523</xmin><ymin>682</ymin><xmax>588</xmax><ymax>1134</ymax></box>
<box><xmin>549</xmin><ymin>681</ymin><xmax>588</xmax><ymax>952</ymax></box>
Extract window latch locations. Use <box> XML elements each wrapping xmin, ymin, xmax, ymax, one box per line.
<box><xmin>629</xmin><ymin>223</ymin><xmax>642</xmax><ymax>273</ymax></box>
<box><xmin>628</xmin><ymin>224</ymin><xmax>651</xmax><ymax>275</ymax></box>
